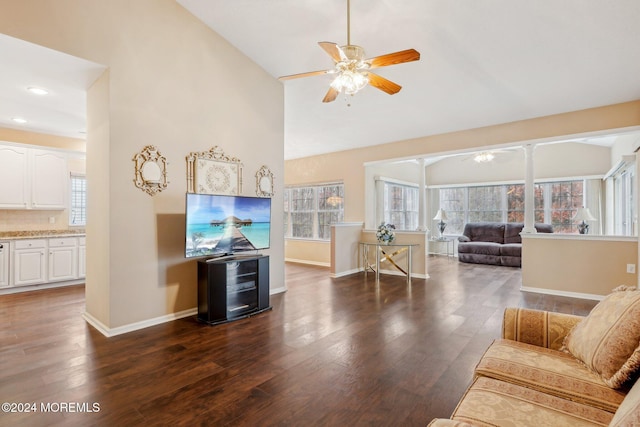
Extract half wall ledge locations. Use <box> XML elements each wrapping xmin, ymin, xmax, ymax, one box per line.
<box><xmin>521</xmin><ymin>233</ymin><xmax>638</xmax><ymax>300</ymax></box>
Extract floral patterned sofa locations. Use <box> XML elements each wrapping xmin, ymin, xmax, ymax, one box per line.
<box><xmin>429</xmin><ymin>287</ymin><xmax>640</xmax><ymax>426</ymax></box>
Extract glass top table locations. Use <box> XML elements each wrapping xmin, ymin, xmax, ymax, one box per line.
<box><xmin>359</xmin><ymin>242</ymin><xmax>419</xmax><ymax>282</ymax></box>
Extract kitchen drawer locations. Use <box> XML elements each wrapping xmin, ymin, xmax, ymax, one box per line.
<box><xmin>49</xmin><ymin>237</ymin><xmax>77</xmax><ymax>248</ymax></box>
<box><xmin>13</xmin><ymin>239</ymin><xmax>47</xmax><ymax>250</ymax></box>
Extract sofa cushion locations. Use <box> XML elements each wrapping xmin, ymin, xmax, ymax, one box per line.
<box><xmin>451</xmin><ymin>377</ymin><xmax>613</xmax><ymax>427</ymax></box>
<box><xmin>427</xmin><ymin>420</ymin><xmax>476</xmax><ymax>427</ymax></box>
<box><xmin>564</xmin><ymin>288</ymin><xmax>640</xmax><ymax>389</ymax></box>
<box><xmin>500</xmin><ymin>255</ymin><xmax>521</xmax><ymax>267</ymax></box>
<box><xmin>609</xmin><ymin>376</ymin><xmax>640</xmax><ymax>426</ymax></box>
<box><xmin>504</xmin><ymin>223</ymin><xmax>525</xmax><ymax>244</ymax></box>
<box><xmin>457</xmin><ymin>241</ymin><xmax>502</xmax><ymax>256</ymax></box>
<box><xmin>462</xmin><ymin>222</ymin><xmax>506</xmax><ymax>244</ymax></box>
<box><xmin>500</xmin><ymin>243</ymin><xmax>521</xmax><ymax>257</ymax></box>
<box><xmin>475</xmin><ymin>339</ymin><xmax>626</xmax><ymax>412</ymax></box>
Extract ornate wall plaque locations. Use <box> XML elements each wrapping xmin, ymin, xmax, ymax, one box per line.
<box><xmin>255</xmin><ymin>165</ymin><xmax>274</xmax><ymax>197</ymax></box>
<box><xmin>133</xmin><ymin>145</ymin><xmax>168</xmax><ymax>196</ymax></box>
<box><xmin>186</xmin><ymin>146</ymin><xmax>243</xmax><ymax>194</ymax></box>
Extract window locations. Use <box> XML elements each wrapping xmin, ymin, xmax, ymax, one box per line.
<box><xmin>383</xmin><ymin>182</ymin><xmax>418</xmax><ymax>230</ymax></box>
<box><xmin>437</xmin><ymin>180</ymin><xmax>584</xmax><ymax>234</ymax></box>
<box><xmin>549</xmin><ymin>181</ymin><xmax>583</xmax><ymax>233</ymax></box>
<box><xmin>69</xmin><ymin>174</ymin><xmax>86</xmax><ymax>226</ymax></box>
<box><xmin>284</xmin><ymin>183</ymin><xmax>344</xmax><ymax>240</ymax></box>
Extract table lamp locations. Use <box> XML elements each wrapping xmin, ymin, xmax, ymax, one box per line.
<box><xmin>574</xmin><ymin>207</ymin><xmax>596</xmax><ymax>234</ymax></box>
<box><xmin>433</xmin><ymin>209</ymin><xmax>448</xmax><ymax>238</ymax></box>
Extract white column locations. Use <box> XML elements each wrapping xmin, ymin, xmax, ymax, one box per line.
<box><xmin>522</xmin><ymin>144</ymin><xmax>537</xmax><ymax>234</ymax></box>
<box><xmin>417</xmin><ymin>158</ymin><xmax>427</xmax><ymax>231</ymax></box>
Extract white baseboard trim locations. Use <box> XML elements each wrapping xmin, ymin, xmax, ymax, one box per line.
<box><xmin>285</xmin><ymin>258</ymin><xmax>330</xmax><ymax>267</ymax></box>
<box><xmin>330</xmin><ymin>268</ymin><xmax>361</xmax><ymax>278</ymax></box>
<box><xmin>270</xmin><ymin>286</ymin><xmax>287</xmax><ymax>294</ymax></box>
<box><xmin>520</xmin><ymin>286</ymin><xmax>605</xmax><ymax>301</ymax></box>
<box><xmin>0</xmin><ymin>280</ymin><xmax>84</xmax><ymax>295</ymax></box>
<box><xmin>83</xmin><ymin>308</ymin><xmax>197</xmax><ymax>338</ymax></box>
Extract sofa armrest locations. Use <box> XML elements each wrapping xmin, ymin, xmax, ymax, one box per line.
<box><xmin>428</xmin><ymin>419</ymin><xmax>478</xmax><ymax>427</ymax></box>
<box><xmin>458</xmin><ymin>236</ymin><xmax>470</xmax><ymax>242</ymax></box>
<box><xmin>502</xmin><ymin>307</ymin><xmax>584</xmax><ymax>350</ymax></box>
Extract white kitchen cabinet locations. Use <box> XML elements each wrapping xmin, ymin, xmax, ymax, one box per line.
<box><xmin>0</xmin><ymin>144</ymin><xmax>67</xmax><ymax>210</ymax></box>
<box><xmin>0</xmin><ymin>146</ymin><xmax>29</xmax><ymax>209</ymax></box>
<box><xmin>0</xmin><ymin>242</ymin><xmax>9</xmax><ymax>288</ymax></box>
<box><xmin>78</xmin><ymin>237</ymin><xmax>86</xmax><ymax>278</ymax></box>
<box><xmin>13</xmin><ymin>239</ymin><xmax>47</xmax><ymax>286</ymax></box>
<box><xmin>48</xmin><ymin>238</ymin><xmax>78</xmax><ymax>282</ymax></box>
<box><xmin>31</xmin><ymin>149</ymin><xmax>67</xmax><ymax>210</ymax></box>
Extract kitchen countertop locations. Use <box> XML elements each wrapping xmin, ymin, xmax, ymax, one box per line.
<box><xmin>0</xmin><ymin>229</ymin><xmax>86</xmax><ymax>240</ymax></box>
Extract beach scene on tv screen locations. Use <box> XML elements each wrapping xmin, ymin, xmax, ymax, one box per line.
<box><xmin>186</xmin><ymin>194</ymin><xmax>271</xmax><ymax>258</ymax></box>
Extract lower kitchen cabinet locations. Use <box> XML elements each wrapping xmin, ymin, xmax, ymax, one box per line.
<box><xmin>48</xmin><ymin>238</ymin><xmax>78</xmax><ymax>282</ymax></box>
<box><xmin>1</xmin><ymin>235</ymin><xmax>86</xmax><ymax>291</ymax></box>
<box><xmin>13</xmin><ymin>239</ymin><xmax>47</xmax><ymax>286</ymax></box>
<box><xmin>0</xmin><ymin>242</ymin><xmax>9</xmax><ymax>288</ymax></box>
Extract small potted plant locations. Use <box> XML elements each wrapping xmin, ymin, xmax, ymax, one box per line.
<box><xmin>376</xmin><ymin>222</ymin><xmax>396</xmax><ymax>244</ymax></box>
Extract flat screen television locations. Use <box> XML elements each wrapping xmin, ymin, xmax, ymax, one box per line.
<box><xmin>185</xmin><ymin>193</ymin><xmax>271</xmax><ymax>258</ymax></box>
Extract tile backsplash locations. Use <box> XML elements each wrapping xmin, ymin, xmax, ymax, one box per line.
<box><xmin>0</xmin><ymin>210</ymin><xmax>70</xmax><ymax>232</ymax></box>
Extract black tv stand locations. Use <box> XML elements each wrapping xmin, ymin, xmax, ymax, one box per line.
<box><xmin>197</xmin><ymin>254</ymin><xmax>271</xmax><ymax>325</ymax></box>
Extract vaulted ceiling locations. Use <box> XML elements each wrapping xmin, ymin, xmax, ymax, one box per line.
<box><xmin>178</xmin><ymin>0</ymin><xmax>640</xmax><ymax>159</ymax></box>
<box><xmin>2</xmin><ymin>1</ymin><xmax>640</xmax><ymax>160</ymax></box>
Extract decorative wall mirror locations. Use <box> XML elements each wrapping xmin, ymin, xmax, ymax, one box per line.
<box><xmin>255</xmin><ymin>165</ymin><xmax>274</xmax><ymax>197</ymax></box>
<box><xmin>186</xmin><ymin>146</ymin><xmax>243</xmax><ymax>195</ymax></box>
<box><xmin>133</xmin><ymin>145</ymin><xmax>168</xmax><ymax>196</ymax></box>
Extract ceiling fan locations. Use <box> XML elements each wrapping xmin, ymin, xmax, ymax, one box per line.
<box><xmin>278</xmin><ymin>0</ymin><xmax>420</xmax><ymax>103</ymax></box>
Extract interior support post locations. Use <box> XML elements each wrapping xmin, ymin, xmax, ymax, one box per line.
<box><xmin>417</xmin><ymin>158</ymin><xmax>427</xmax><ymax>231</ymax></box>
<box><xmin>522</xmin><ymin>144</ymin><xmax>537</xmax><ymax>234</ymax></box>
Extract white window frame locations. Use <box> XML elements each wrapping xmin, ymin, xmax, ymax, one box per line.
<box><xmin>284</xmin><ymin>182</ymin><xmax>344</xmax><ymax>241</ymax></box>
<box><xmin>69</xmin><ymin>173</ymin><xmax>87</xmax><ymax>226</ymax></box>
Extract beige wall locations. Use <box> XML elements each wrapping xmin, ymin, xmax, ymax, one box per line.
<box><xmin>285</xmin><ymin>239</ymin><xmax>330</xmax><ymax>266</ymax></box>
<box><xmin>426</xmin><ymin>142</ymin><xmax>611</xmax><ymax>187</ymax></box>
<box><xmin>0</xmin><ymin>1</ymin><xmax>285</xmax><ymax>332</ymax></box>
<box><xmin>522</xmin><ymin>235</ymin><xmax>638</xmax><ymax>299</ymax></box>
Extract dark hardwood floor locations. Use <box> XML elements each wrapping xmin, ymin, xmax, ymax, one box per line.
<box><xmin>0</xmin><ymin>257</ymin><xmax>598</xmax><ymax>426</ymax></box>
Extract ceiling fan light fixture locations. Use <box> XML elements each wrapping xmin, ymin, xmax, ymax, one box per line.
<box><xmin>331</xmin><ymin>69</ymin><xmax>369</xmax><ymax>95</ymax></box>
<box><xmin>27</xmin><ymin>86</ymin><xmax>49</xmax><ymax>95</ymax></box>
<box><xmin>474</xmin><ymin>152</ymin><xmax>495</xmax><ymax>163</ymax></box>
<box><xmin>277</xmin><ymin>0</ymin><xmax>420</xmax><ymax>103</ymax></box>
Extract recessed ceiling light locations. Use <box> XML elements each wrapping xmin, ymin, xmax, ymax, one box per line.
<box><xmin>27</xmin><ymin>86</ymin><xmax>49</xmax><ymax>95</ymax></box>
<box><xmin>11</xmin><ymin>117</ymin><xmax>27</xmax><ymax>124</ymax></box>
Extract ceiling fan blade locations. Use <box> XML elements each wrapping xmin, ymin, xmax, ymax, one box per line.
<box><xmin>367</xmin><ymin>49</ymin><xmax>420</xmax><ymax>69</ymax></box>
<box><xmin>278</xmin><ymin>69</ymin><xmax>332</xmax><ymax>81</ymax></box>
<box><xmin>368</xmin><ymin>73</ymin><xmax>402</xmax><ymax>95</ymax></box>
<box><xmin>322</xmin><ymin>87</ymin><xmax>339</xmax><ymax>103</ymax></box>
<box><xmin>318</xmin><ymin>42</ymin><xmax>346</xmax><ymax>62</ymax></box>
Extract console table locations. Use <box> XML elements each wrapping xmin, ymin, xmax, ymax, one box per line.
<box><xmin>359</xmin><ymin>242</ymin><xmax>418</xmax><ymax>283</ymax></box>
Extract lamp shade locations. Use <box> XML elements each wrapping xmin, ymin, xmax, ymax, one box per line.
<box><xmin>573</xmin><ymin>207</ymin><xmax>596</xmax><ymax>222</ymax></box>
<box><xmin>433</xmin><ymin>209</ymin><xmax>448</xmax><ymax>221</ymax></box>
